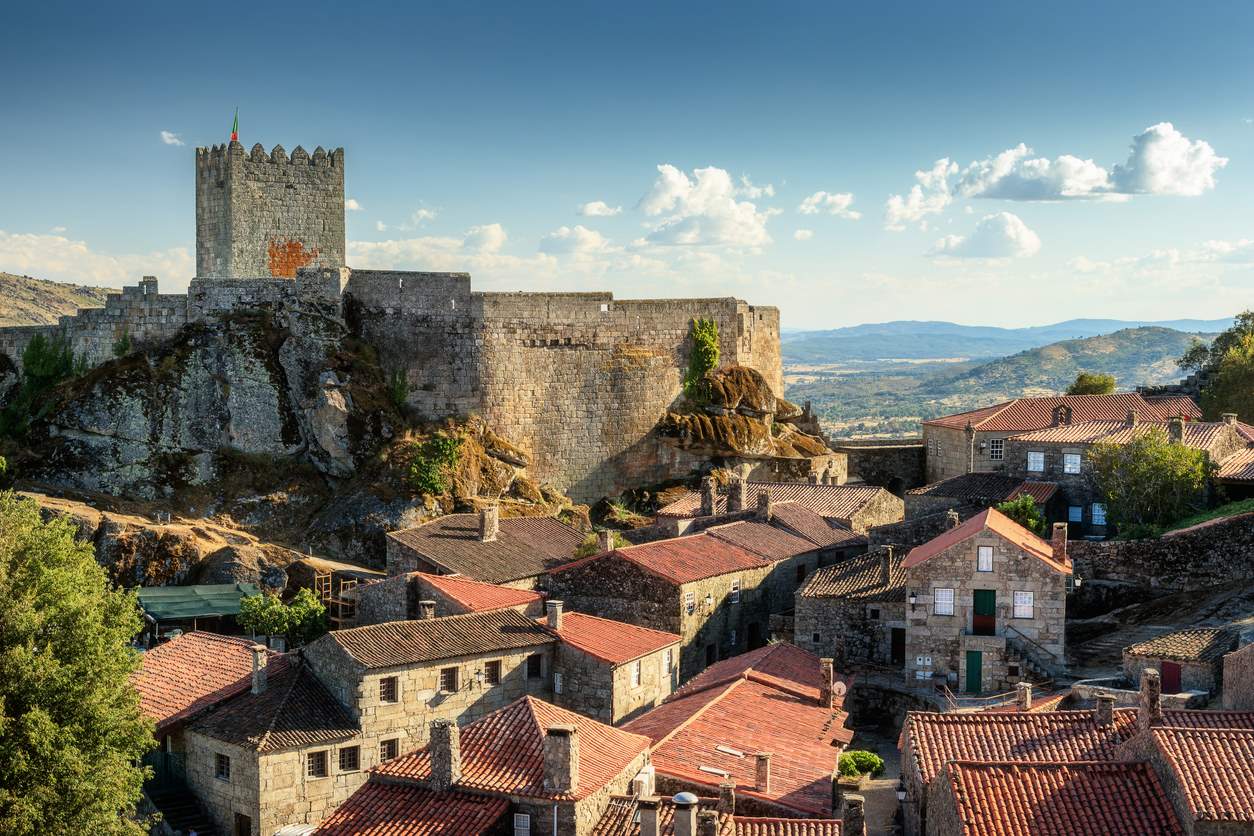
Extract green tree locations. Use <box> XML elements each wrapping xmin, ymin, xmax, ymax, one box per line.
<box><xmin>238</xmin><ymin>588</ymin><xmax>328</xmax><ymax>648</ymax></box>
<box><xmin>1066</xmin><ymin>371</ymin><xmax>1116</xmax><ymax>395</ymax></box>
<box><xmin>995</xmin><ymin>494</ymin><xmax>1046</xmax><ymax>535</ymax></box>
<box><xmin>0</xmin><ymin>492</ymin><xmax>152</xmax><ymax>835</ymax></box>
<box><xmin>1087</xmin><ymin>426</ymin><xmax>1212</xmax><ymax>529</ymax></box>
<box><xmin>683</xmin><ymin>317</ymin><xmax>720</xmax><ymax>398</ymax></box>
<box><xmin>0</xmin><ymin>333</ymin><xmax>82</xmax><ymax>439</ymax></box>
<box><xmin>1178</xmin><ymin>310</ymin><xmax>1254</xmax><ymax>374</ymax></box>
<box><xmin>1199</xmin><ymin>333</ymin><xmax>1254</xmax><ymax>422</ymax></box>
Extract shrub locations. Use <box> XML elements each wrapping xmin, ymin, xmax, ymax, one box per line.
<box><xmin>386</xmin><ymin>369</ymin><xmax>410</xmax><ymax>413</ymax></box>
<box><xmin>1066</xmin><ymin>372</ymin><xmax>1115</xmax><ymax>395</ymax></box>
<box><xmin>996</xmin><ymin>494</ymin><xmax>1045</xmax><ymax>535</ymax></box>
<box><xmin>1088</xmin><ymin>426</ymin><xmax>1211</xmax><ymax>528</ymax></box>
<box><xmin>683</xmin><ymin>317</ymin><xmax>720</xmax><ymax>399</ymax></box>
<box><xmin>112</xmin><ymin>331</ymin><xmax>132</xmax><ymax>357</ymax></box>
<box><xmin>408</xmin><ymin>433</ymin><xmax>462</xmax><ymax>496</ymax></box>
<box><xmin>838</xmin><ymin>750</ymin><xmax>885</xmax><ymax>778</ymax></box>
<box><xmin>573</xmin><ymin>530</ymin><xmax>628</xmax><ymax>558</ymax></box>
<box><xmin>0</xmin><ymin>333</ymin><xmax>83</xmax><ymax>439</ymax></box>
<box><xmin>238</xmin><ymin>588</ymin><xmax>328</xmax><ymax>648</ymax></box>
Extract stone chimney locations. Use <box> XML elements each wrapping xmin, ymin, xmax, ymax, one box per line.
<box><xmin>546</xmin><ymin>600</ymin><xmax>564</xmax><ymax>631</ymax></box>
<box><xmin>672</xmin><ymin>792</ymin><xmax>698</xmax><ymax>836</ymax></box>
<box><xmin>697</xmin><ymin>811</ymin><xmax>720</xmax><ymax>836</ymax></box>
<box><xmin>880</xmin><ymin>546</ymin><xmax>893</xmax><ymax>588</ymax></box>
<box><xmin>250</xmin><ymin>644</ymin><xmax>268</xmax><ymax>695</ymax></box>
<box><xmin>478</xmin><ymin>504</ymin><xmax>499</xmax><ymax>542</ymax></box>
<box><xmin>1051</xmin><ymin>522</ymin><xmax>1068</xmax><ymax>564</ymax></box>
<box><xmin>808</xmin><ymin>472</ymin><xmax>819</xmax><ymax>484</ymax></box>
<box><xmin>429</xmin><ymin>718</ymin><xmax>461</xmax><ymax>791</ymax></box>
<box><xmin>1015</xmin><ymin>681</ymin><xmax>1032</xmax><ymax>712</ymax></box>
<box><xmin>597</xmin><ymin>529</ymin><xmax>614</xmax><ymax>552</ymax></box>
<box><xmin>700</xmin><ymin>477</ymin><xmax>718</xmax><ymax>517</ymax></box>
<box><xmin>639</xmin><ymin>797</ymin><xmax>660</xmax><ymax>836</ymax></box>
<box><xmin>717</xmin><ymin>781</ymin><xmax>736</xmax><ymax>815</ymax></box>
<box><xmin>417</xmin><ymin>600</ymin><xmax>436</xmax><ymax>620</ymax></box>
<box><xmin>1126</xmin><ymin>409</ymin><xmax>1139</xmax><ymax>427</ymax></box>
<box><xmin>946</xmin><ymin>509</ymin><xmax>961</xmax><ymax>530</ymax></box>
<box><xmin>755</xmin><ymin>752</ymin><xmax>772</xmax><ymax>793</ymax></box>
<box><xmin>1222</xmin><ymin>412</ymin><xmax>1238</xmax><ymax>425</ymax></box>
<box><xmin>1168</xmin><ymin>416</ymin><xmax>1184</xmax><ymax>445</ymax></box>
<box><xmin>756</xmin><ymin>491</ymin><xmax>773</xmax><ymax>522</ymax></box>
<box><xmin>543</xmin><ymin>724</ymin><xmax>579</xmax><ymax>793</ymax></box>
<box><xmin>819</xmin><ymin>658</ymin><xmax>835</xmax><ymax>709</ymax></box>
<box><xmin>728</xmin><ymin>478</ymin><xmax>749</xmax><ymax>513</ymax></box>
<box><xmin>1139</xmin><ymin>668</ymin><xmax>1163</xmax><ymax>730</ymax></box>
<box><xmin>843</xmin><ymin>794</ymin><xmax>867</xmax><ymax>836</ymax></box>
<box><xmin>1095</xmin><ymin>694</ymin><xmax>1116</xmax><ymax>727</ymax></box>
<box><xmin>1052</xmin><ymin>404</ymin><xmax>1072</xmax><ymax>426</ymax></box>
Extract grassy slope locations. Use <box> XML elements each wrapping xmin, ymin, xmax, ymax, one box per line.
<box><xmin>0</xmin><ymin>272</ymin><xmax>117</xmax><ymax>326</ymax></box>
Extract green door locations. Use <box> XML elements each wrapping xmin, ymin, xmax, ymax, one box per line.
<box><xmin>973</xmin><ymin>589</ymin><xmax>996</xmax><ymax>636</ymax></box>
<box><xmin>965</xmin><ymin>650</ymin><xmax>983</xmax><ymax>694</ymax></box>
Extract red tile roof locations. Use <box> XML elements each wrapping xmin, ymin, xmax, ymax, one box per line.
<box><xmin>1218</xmin><ymin>449</ymin><xmax>1254</xmax><ymax>482</ymax></box>
<box><xmin>656</xmin><ymin>482</ymin><xmax>891</xmax><ymax>525</ymax></box>
<box><xmin>668</xmin><ymin>644</ymin><xmax>837</xmax><ymax>706</ymax></box>
<box><xmin>543</xmin><ymin>611</ymin><xmax>679</xmax><ymax>666</ymax></box>
<box><xmin>1124</xmin><ymin>627</ymin><xmax>1238</xmax><ymax>663</ymax></box>
<box><xmin>1009</xmin><ymin>419</ymin><xmax>1245</xmax><ymax>455</ymax></box>
<box><xmin>705</xmin><ymin>520</ymin><xmax>822</xmax><ymax>562</ymax></box>
<box><xmin>924</xmin><ymin>393</ymin><xmax>1202</xmax><ymax>431</ymax></box>
<box><xmin>940</xmin><ymin>761</ymin><xmax>1184</xmax><ymax>836</ymax></box>
<box><xmin>552</xmin><ymin>533</ymin><xmax>770</xmax><ymax>586</ymax></box>
<box><xmin>768</xmin><ymin>502</ymin><xmax>867</xmax><ymax>549</ymax></box>
<box><xmin>901</xmin><ymin>507</ymin><xmax>1068</xmax><ymax>573</ymax></box>
<box><xmin>132</xmin><ymin>631</ymin><xmax>289</xmax><ymax>732</ymax></box>
<box><xmin>321</xmin><ymin>608</ymin><xmax>554</xmax><ymax>669</ymax></box>
<box><xmin>313</xmin><ymin>781</ymin><xmax>508</xmax><ymax>835</ymax></box>
<box><xmin>799</xmin><ymin>548</ymin><xmax>906</xmax><ymax>603</ymax></box>
<box><xmin>1149</xmin><ymin>727</ymin><xmax>1254</xmax><ymax>824</ymax></box>
<box><xmin>387</xmin><ymin>514</ymin><xmax>584</xmax><ymax>584</ymax></box>
<box><xmin>592</xmin><ymin>800</ymin><xmax>843</xmax><ymax>836</ymax></box>
<box><xmin>376</xmin><ymin>696</ymin><xmax>650</xmax><ymax>801</ymax></box>
<box><xmin>1007</xmin><ymin>480</ymin><xmax>1059</xmax><ymax>503</ymax></box>
<box><xmin>414</xmin><ymin>572</ymin><xmax>542</xmax><ymax>612</ymax></box>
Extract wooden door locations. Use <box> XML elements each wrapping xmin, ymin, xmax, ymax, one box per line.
<box><xmin>973</xmin><ymin>589</ymin><xmax>996</xmax><ymax>636</ymax></box>
<box><xmin>234</xmin><ymin>813</ymin><xmax>252</xmax><ymax>836</ymax></box>
<box><xmin>965</xmin><ymin>651</ymin><xmax>983</xmax><ymax>694</ymax></box>
<box><xmin>891</xmin><ymin>628</ymin><xmax>906</xmax><ymax>665</ymax></box>
<box><xmin>1161</xmin><ymin>661</ymin><xmax>1182</xmax><ymax>694</ymax></box>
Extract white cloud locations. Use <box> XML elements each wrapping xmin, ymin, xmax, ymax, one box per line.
<box><xmin>957</xmin><ymin>143</ymin><xmax>1112</xmax><ymax>200</ymax></box>
<box><xmin>160</xmin><ymin>130</ymin><xmax>184</xmax><ymax>147</ymax></box>
<box><xmin>797</xmin><ymin>191</ymin><xmax>861</xmax><ymax>219</ymax></box>
<box><xmin>375</xmin><ymin>221</ymin><xmax>388</xmax><ymax>232</ymax></box>
<box><xmin>0</xmin><ymin>230</ymin><xmax>193</xmax><ymax>289</ymax></box>
<box><xmin>463</xmin><ymin>223</ymin><xmax>507</xmax><ymax>253</ymax></box>
<box><xmin>539</xmin><ymin>225</ymin><xmax>610</xmax><ymax>255</ymax></box>
<box><xmin>637</xmin><ymin>164</ymin><xmax>776</xmax><ymax>247</ymax></box>
<box><xmin>1110</xmin><ymin>122</ymin><xmax>1228</xmax><ymax>196</ymax></box>
<box><xmin>345</xmin><ymin>198</ymin><xmax>363</xmax><ymax>211</ymax></box>
<box><xmin>577</xmin><ymin>200</ymin><xmax>622</xmax><ymax>217</ymax></box>
<box><xmin>930</xmin><ymin>212</ymin><xmax>1041</xmax><ymax>259</ymax></box>
<box><xmin>736</xmin><ymin>176</ymin><xmax>775</xmax><ymax>199</ymax></box>
<box><xmin>884</xmin><ymin>159</ymin><xmax>958</xmax><ymax>230</ymax></box>
<box><xmin>793</xmin><ymin>229</ymin><xmax>814</xmax><ymax>241</ymax></box>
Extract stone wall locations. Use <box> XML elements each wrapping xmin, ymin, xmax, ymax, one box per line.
<box><xmin>869</xmin><ymin>507</ymin><xmax>981</xmax><ymax>551</ymax></box>
<box><xmin>831</xmin><ymin>439</ymin><xmax>927</xmax><ymax>493</ymax></box>
<box><xmin>349</xmin><ymin>573</ymin><xmax>544</xmax><ymax>626</ymax></box>
<box><xmin>795</xmin><ymin>591</ymin><xmax>906</xmax><ymax>669</ymax></box>
<box><xmin>1123</xmin><ymin>652</ymin><xmax>1219</xmax><ymax>695</ymax></box>
<box><xmin>185</xmin><ymin>734</ymin><xmax>262</xmax><ymax>836</ymax></box>
<box><xmin>1222</xmin><ymin>642</ymin><xmax>1254</xmax><ymax>710</ymax></box>
<box><xmin>553</xmin><ymin>642</ymin><xmax>676</xmax><ymax>725</ymax></box>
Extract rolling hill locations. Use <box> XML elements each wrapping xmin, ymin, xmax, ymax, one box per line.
<box><xmin>0</xmin><ymin>272</ymin><xmax>117</xmax><ymax>327</ymax></box>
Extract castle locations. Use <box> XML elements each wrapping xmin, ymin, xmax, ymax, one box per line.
<box><xmin>0</xmin><ymin>141</ymin><xmax>782</xmax><ymax>501</ymax></box>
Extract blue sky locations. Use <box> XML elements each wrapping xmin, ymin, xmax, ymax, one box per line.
<box><xmin>2</xmin><ymin>0</ymin><xmax>1252</xmax><ymax>329</ymax></box>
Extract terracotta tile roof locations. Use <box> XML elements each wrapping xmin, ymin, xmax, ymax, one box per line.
<box><xmin>906</xmin><ymin>473</ymin><xmax>1024</xmax><ymax>500</ymax></box>
<box><xmin>1160</xmin><ymin>710</ymin><xmax>1254</xmax><ymax>729</ymax></box>
<box><xmin>924</xmin><ymin>393</ymin><xmax>1202</xmax><ymax>432</ymax></box>
<box><xmin>187</xmin><ymin>661</ymin><xmax>358</xmax><ymax>752</ymax></box>
<box><xmin>386</xmin><ymin>514</ymin><xmax>584</xmax><ymax>584</ymax></box>
<box><xmin>553</xmin><ymin>533</ymin><xmax>770</xmax><ymax>586</ymax></box>
<box><xmin>377</xmin><ymin>697</ymin><xmax>649</xmax><ymax>801</ymax></box>
<box><xmin>1217</xmin><ymin>448</ymin><xmax>1254</xmax><ymax>482</ymax></box>
<box><xmin>657</xmin><ymin>482</ymin><xmax>890</xmax><ymax>525</ymax></box>
<box><xmin>705</xmin><ymin>520</ymin><xmax>822</xmax><ymax>562</ymax></box>
<box><xmin>1149</xmin><ymin>727</ymin><xmax>1254</xmax><ymax>823</ymax></box>
<box><xmin>414</xmin><ymin>572</ymin><xmax>543</xmax><ymax>612</ymax></box>
<box><xmin>1007</xmin><ymin>480</ymin><xmax>1059</xmax><ymax>503</ymax></box>
<box><xmin>902</xmin><ymin>508</ymin><xmax>1068</xmax><ymax>573</ymax></box>
<box><xmin>322</xmin><ymin>608</ymin><xmax>554</xmax><ymax>669</ymax></box>
<box><xmin>592</xmin><ymin>796</ymin><xmax>732</xmax><ymax>836</ymax></box>
<box><xmin>799</xmin><ymin>549</ymin><xmax>906</xmax><ymax>603</ymax></box>
<box><xmin>733</xmin><ymin>819</ymin><xmax>842</xmax><ymax>836</ymax></box>
<box><xmin>312</xmin><ymin>781</ymin><xmax>508</xmax><ymax>835</ymax></box>
<box><xmin>1009</xmin><ymin>419</ymin><xmax>1244</xmax><ymax>455</ymax></box>
<box><xmin>941</xmin><ymin>760</ymin><xmax>1184</xmax><ymax>836</ymax></box>
<box><xmin>1125</xmin><ymin>627</ymin><xmax>1238</xmax><ymax>663</ymax></box>
<box><xmin>132</xmin><ymin>631</ymin><xmax>289</xmax><ymax>732</ymax></box>
<box><xmin>543</xmin><ymin>611</ymin><xmax>680</xmax><ymax>666</ymax></box>
<box><xmin>767</xmin><ymin>502</ymin><xmax>867</xmax><ymax>549</ymax></box>
<box><xmin>668</xmin><ymin>644</ymin><xmax>837</xmax><ymax>706</ymax></box>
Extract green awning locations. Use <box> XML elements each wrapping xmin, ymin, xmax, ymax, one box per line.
<box><xmin>136</xmin><ymin>583</ymin><xmax>261</xmax><ymax>622</ymax></box>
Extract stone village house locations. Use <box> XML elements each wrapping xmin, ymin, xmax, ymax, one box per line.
<box><xmin>349</xmin><ymin>569</ymin><xmax>546</xmax><ymax>625</ymax></box>
<box><xmin>794</xmin><ymin>546</ymin><xmax>908</xmax><ymax>669</ymax></box>
<box><xmin>1123</xmin><ymin>627</ymin><xmax>1239</xmax><ymax>699</ymax></box>
<box><xmin>903</xmin><ymin>472</ymin><xmax>1060</xmax><ymax>523</ymax></box>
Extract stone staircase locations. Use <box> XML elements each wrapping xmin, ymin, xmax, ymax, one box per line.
<box><xmin>1004</xmin><ymin>628</ymin><xmax>1061</xmax><ymax>689</ymax></box>
<box><xmin>147</xmin><ymin>787</ymin><xmax>219</xmax><ymax>836</ymax></box>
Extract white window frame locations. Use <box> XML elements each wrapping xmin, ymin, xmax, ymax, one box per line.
<box><xmin>989</xmin><ymin>438</ymin><xmax>1004</xmax><ymax>461</ymax></box>
<box><xmin>729</xmin><ymin>629</ymin><xmax>737</xmax><ymax>647</ymax></box>
<box><xmin>484</xmin><ymin>659</ymin><xmax>501</xmax><ymax>686</ymax></box>
<box><xmin>934</xmin><ymin>587</ymin><xmax>955</xmax><ymax>616</ymax></box>
<box><xmin>684</xmin><ymin>591</ymin><xmax>696</xmax><ymax>615</ymax></box>
<box><xmin>1092</xmin><ymin>503</ymin><xmax>1107</xmax><ymax>526</ymax></box>
<box><xmin>554</xmin><ymin>671</ymin><xmax>563</xmax><ymax>694</ymax></box>
<box><xmin>729</xmin><ymin>579</ymin><xmax>741</xmax><ymax>604</ymax></box>
<box><xmin>976</xmin><ymin>545</ymin><xmax>993</xmax><ymax>573</ymax></box>
<box><xmin>514</xmin><ymin>812</ymin><xmax>531</xmax><ymax>836</ymax></box>
<box><xmin>1068</xmin><ymin>505</ymin><xmax>1083</xmax><ymax>523</ymax></box>
<box><xmin>663</xmin><ymin>648</ymin><xmax>673</xmax><ymax>675</ymax></box>
<box><xmin>1063</xmin><ymin>453</ymin><xmax>1082</xmax><ymax>474</ymax></box>
<box><xmin>214</xmin><ymin>752</ymin><xmax>231</xmax><ymax>782</ymax></box>
<box><xmin>631</xmin><ymin>660</ymin><xmax>642</xmax><ymax>688</ymax></box>
<box><xmin>1027</xmin><ymin>451</ymin><xmax>1045</xmax><ymax>473</ymax></box>
<box><xmin>1013</xmin><ymin>590</ymin><xmax>1034</xmax><ymax>619</ymax></box>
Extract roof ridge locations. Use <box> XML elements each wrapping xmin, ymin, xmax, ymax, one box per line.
<box><xmin>652</xmin><ymin>678</ymin><xmax>746</xmax><ymax>751</ymax></box>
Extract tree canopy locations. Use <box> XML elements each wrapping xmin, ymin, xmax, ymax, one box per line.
<box><xmin>995</xmin><ymin>494</ymin><xmax>1045</xmax><ymax>535</ymax></box>
<box><xmin>238</xmin><ymin>587</ymin><xmax>328</xmax><ymax>648</ymax></box>
<box><xmin>1199</xmin><ymin>332</ymin><xmax>1254</xmax><ymax>422</ymax></box>
<box><xmin>1066</xmin><ymin>371</ymin><xmax>1116</xmax><ymax>395</ymax></box>
<box><xmin>1179</xmin><ymin>310</ymin><xmax>1254</xmax><ymax>375</ymax></box>
<box><xmin>0</xmin><ymin>491</ymin><xmax>152</xmax><ymax>835</ymax></box>
<box><xmin>1087</xmin><ymin>426</ymin><xmax>1211</xmax><ymax>530</ymax></box>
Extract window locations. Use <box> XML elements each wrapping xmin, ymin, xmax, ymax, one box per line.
<box><xmin>663</xmin><ymin>648</ymin><xmax>673</xmax><ymax>675</ymax></box>
<box><xmin>1068</xmin><ymin>505</ymin><xmax>1083</xmax><ymax>523</ymax></box>
<box><xmin>869</xmin><ymin>607</ymin><xmax>881</xmax><ymax>620</ymax></box>
<box><xmin>307</xmin><ymin>750</ymin><xmax>329</xmax><ymax>779</ymax></box>
<box><xmin>977</xmin><ymin>545</ymin><xmax>993</xmax><ymax>572</ymax></box>
<box><xmin>1013</xmin><ymin>591</ymin><xmax>1034</xmax><ymax>619</ymax></box>
<box><xmin>685</xmin><ymin>591</ymin><xmax>696</xmax><ymax>615</ymax></box>
<box><xmin>1063</xmin><ymin>453</ymin><xmax>1082</xmax><ymax>474</ymax></box>
<box><xmin>989</xmin><ymin>438</ymin><xmax>1004</xmax><ymax>461</ymax></box>
<box><xmin>214</xmin><ymin>753</ymin><xmax>231</xmax><ymax>782</ymax></box>
<box><xmin>631</xmin><ymin>660</ymin><xmax>642</xmax><ymax>687</ymax></box>
<box><xmin>338</xmin><ymin>745</ymin><xmax>360</xmax><ymax>773</ymax></box>
<box><xmin>1008</xmin><ymin>664</ymin><xmax>1020</xmax><ymax>677</ymax></box>
<box><xmin>380</xmin><ymin>738</ymin><xmax>399</xmax><ymax>762</ymax></box>
<box><xmin>527</xmin><ymin>654</ymin><xmax>543</xmax><ymax>679</ymax></box>
<box><xmin>1092</xmin><ymin>503</ymin><xmax>1107</xmax><ymax>526</ymax></box>
<box><xmin>934</xmin><ymin>588</ymin><xmax>955</xmax><ymax>616</ymax></box>
<box><xmin>1026</xmin><ymin>451</ymin><xmax>1045</xmax><ymax>472</ymax></box>
<box><xmin>796</xmin><ymin>563</ymin><xmax>808</xmax><ymax>585</ymax></box>
<box><xmin>554</xmin><ymin>671</ymin><xmax>563</xmax><ymax>694</ymax></box>
<box><xmin>729</xmin><ymin>579</ymin><xmax>741</xmax><ymax>604</ymax></box>
<box><xmin>484</xmin><ymin>660</ymin><xmax>501</xmax><ymax>686</ymax></box>
<box><xmin>379</xmin><ymin>676</ymin><xmax>398</xmax><ymax>703</ymax></box>
<box><xmin>439</xmin><ymin>666</ymin><xmax>459</xmax><ymax>693</ymax></box>
<box><xmin>514</xmin><ymin>813</ymin><xmax>531</xmax><ymax>836</ymax></box>
<box><xmin>812</xmin><ymin>632</ymin><xmax>821</xmax><ymax>644</ymax></box>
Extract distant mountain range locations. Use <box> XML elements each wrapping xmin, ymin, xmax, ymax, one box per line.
<box><xmin>782</xmin><ymin>317</ymin><xmax>1233</xmax><ymax>364</ymax></box>
<box><xmin>0</xmin><ymin>272</ymin><xmax>116</xmax><ymax>327</ymax></box>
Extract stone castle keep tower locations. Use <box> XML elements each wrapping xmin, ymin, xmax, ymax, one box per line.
<box><xmin>195</xmin><ymin>142</ymin><xmax>346</xmax><ymax>279</ymax></box>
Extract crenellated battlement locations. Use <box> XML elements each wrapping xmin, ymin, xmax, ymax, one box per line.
<box><xmin>195</xmin><ymin>141</ymin><xmax>344</xmax><ymax>169</ymax></box>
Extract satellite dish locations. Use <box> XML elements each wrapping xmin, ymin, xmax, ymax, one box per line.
<box><xmin>833</xmin><ymin>681</ymin><xmax>847</xmax><ymax>697</ymax></box>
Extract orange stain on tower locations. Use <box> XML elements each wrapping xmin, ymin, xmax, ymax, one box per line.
<box><xmin>267</xmin><ymin>239</ymin><xmax>320</xmax><ymax>278</ymax></box>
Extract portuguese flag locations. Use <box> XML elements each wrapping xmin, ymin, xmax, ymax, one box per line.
<box><xmin>230</xmin><ymin>109</ymin><xmax>239</xmax><ymax>142</ymax></box>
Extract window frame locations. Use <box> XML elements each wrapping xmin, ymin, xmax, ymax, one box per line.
<box><xmin>1026</xmin><ymin>451</ymin><xmax>1045</xmax><ymax>473</ymax></box>
<box><xmin>1012</xmin><ymin>590</ymin><xmax>1035</xmax><ymax>619</ymax></box>
<box><xmin>631</xmin><ymin>660</ymin><xmax>642</xmax><ymax>688</ymax></box>
<box><xmin>729</xmin><ymin>579</ymin><xmax>741</xmax><ymax>604</ymax></box>
<box><xmin>934</xmin><ymin>587</ymin><xmax>955</xmax><ymax>616</ymax></box>
<box><xmin>976</xmin><ymin>545</ymin><xmax>994</xmax><ymax>573</ymax></box>
<box><xmin>307</xmin><ymin>750</ymin><xmax>329</xmax><ymax>779</ymax></box>
<box><xmin>484</xmin><ymin>659</ymin><xmax>502</xmax><ymax>686</ymax></box>
<box><xmin>1091</xmin><ymin>503</ymin><xmax>1107</xmax><ymax>525</ymax></box>
<box><xmin>663</xmin><ymin>647</ymin><xmax>673</xmax><ymax>675</ymax></box>
<box><xmin>338</xmin><ymin>745</ymin><xmax>360</xmax><ymax>773</ymax></box>
<box><xmin>438</xmin><ymin>666</ymin><xmax>459</xmax><ymax>693</ymax></box>
<box><xmin>1063</xmin><ymin>452</ymin><xmax>1082</xmax><ymax>475</ymax></box>
<box><xmin>379</xmin><ymin>675</ymin><xmax>399</xmax><ymax>704</ymax></box>
<box><xmin>214</xmin><ymin>752</ymin><xmax>231</xmax><ymax>782</ymax></box>
<box><xmin>684</xmin><ymin>591</ymin><xmax>696</xmax><ymax>615</ymax></box>
<box><xmin>380</xmin><ymin>738</ymin><xmax>399</xmax><ymax>762</ymax></box>
<box><xmin>988</xmin><ymin>438</ymin><xmax>1004</xmax><ymax>461</ymax></box>
<box><xmin>554</xmin><ymin>671</ymin><xmax>564</xmax><ymax>694</ymax></box>
<box><xmin>1068</xmin><ymin>505</ymin><xmax>1083</xmax><ymax>523</ymax></box>
<box><xmin>514</xmin><ymin>813</ymin><xmax>531</xmax><ymax>836</ymax></box>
